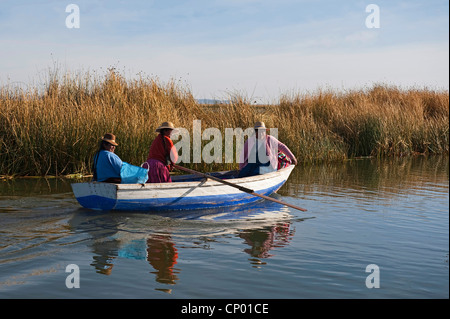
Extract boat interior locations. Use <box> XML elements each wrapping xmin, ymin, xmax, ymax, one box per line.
<box><xmin>171</xmin><ymin>170</ymin><xmax>239</xmax><ymax>183</ymax></box>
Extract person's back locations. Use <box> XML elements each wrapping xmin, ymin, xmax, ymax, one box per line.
<box><xmin>94</xmin><ymin>149</ymin><xmax>122</xmax><ymax>182</ymax></box>
<box><xmin>93</xmin><ymin>133</ymin><xmax>123</xmax><ymax>183</ymax></box>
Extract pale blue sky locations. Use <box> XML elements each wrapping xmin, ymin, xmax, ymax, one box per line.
<box><xmin>1</xmin><ymin>0</ymin><xmax>448</xmax><ymax>101</ymax></box>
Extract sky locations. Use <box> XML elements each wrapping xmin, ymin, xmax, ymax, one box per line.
<box><xmin>0</xmin><ymin>0</ymin><xmax>448</xmax><ymax>102</ymax></box>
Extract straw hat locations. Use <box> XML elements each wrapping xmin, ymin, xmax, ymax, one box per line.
<box><xmin>102</xmin><ymin>133</ymin><xmax>118</xmax><ymax>146</ymax></box>
<box><xmin>155</xmin><ymin>121</ymin><xmax>175</xmax><ymax>133</ymax></box>
<box><xmin>254</xmin><ymin>121</ymin><xmax>267</xmax><ymax>130</ymax></box>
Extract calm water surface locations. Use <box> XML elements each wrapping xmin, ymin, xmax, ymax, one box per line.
<box><xmin>0</xmin><ymin>157</ymin><xmax>448</xmax><ymax>299</ymax></box>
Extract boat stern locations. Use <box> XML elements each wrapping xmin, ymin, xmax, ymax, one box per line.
<box><xmin>71</xmin><ymin>182</ymin><xmax>118</xmax><ymax>210</ymax></box>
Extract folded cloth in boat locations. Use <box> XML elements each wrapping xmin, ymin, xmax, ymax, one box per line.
<box><xmin>120</xmin><ymin>162</ymin><xmax>149</xmax><ymax>184</ymax></box>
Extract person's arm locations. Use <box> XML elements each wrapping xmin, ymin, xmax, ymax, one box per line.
<box><xmin>239</xmin><ymin>139</ymin><xmax>249</xmax><ymax>170</ymax></box>
<box><xmin>270</xmin><ymin>136</ymin><xmax>298</xmax><ymax>165</ymax></box>
<box><xmin>169</xmin><ymin>145</ymin><xmax>178</xmax><ymax>164</ymax></box>
<box><xmin>165</xmin><ymin>136</ymin><xmax>178</xmax><ymax>170</ymax></box>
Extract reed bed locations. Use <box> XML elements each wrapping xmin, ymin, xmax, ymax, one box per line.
<box><xmin>0</xmin><ymin>69</ymin><xmax>448</xmax><ymax>177</ymax></box>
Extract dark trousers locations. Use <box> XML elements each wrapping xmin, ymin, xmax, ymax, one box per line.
<box><xmin>238</xmin><ymin>162</ymin><xmax>267</xmax><ymax>178</ymax></box>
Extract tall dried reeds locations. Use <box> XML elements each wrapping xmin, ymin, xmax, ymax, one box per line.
<box><xmin>0</xmin><ymin>69</ymin><xmax>448</xmax><ymax>176</ymax></box>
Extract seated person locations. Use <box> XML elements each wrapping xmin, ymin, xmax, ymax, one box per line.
<box><xmin>92</xmin><ymin>133</ymin><xmax>122</xmax><ymax>183</ymax></box>
<box><xmin>142</xmin><ymin>121</ymin><xmax>179</xmax><ymax>183</ymax></box>
<box><xmin>238</xmin><ymin>122</ymin><xmax>297</xmax><ymax>178</ymax></box>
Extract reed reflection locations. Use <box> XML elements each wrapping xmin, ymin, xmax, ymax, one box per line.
<box><xmin>281</xmin><ymin>156</ymin><xmax>449</xmax><ymax>200</ymax></box>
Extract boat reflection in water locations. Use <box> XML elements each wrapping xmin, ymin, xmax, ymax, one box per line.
<box><xmin>68</xmin><ymin>196</ymin><xmax>306</xmax><ymax>288</ymax></box>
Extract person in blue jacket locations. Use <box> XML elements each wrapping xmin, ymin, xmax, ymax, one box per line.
<box><xmin>92</xmin><ymin>133</ymin><xmax>123</xmax><ymax>183</ymax></box>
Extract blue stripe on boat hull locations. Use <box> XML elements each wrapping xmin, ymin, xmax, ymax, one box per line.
<box><xmin>76</xmin><ymin>195</ymin><xmax>116</xmax><ymax>211</ymax></box>
<box><xmin>76</xmin><ymin>181</ymin><xmax>285</xmax><ymax>211</ymax></box>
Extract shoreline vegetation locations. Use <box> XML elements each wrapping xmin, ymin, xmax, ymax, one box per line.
<box><xmin>1</xmin><ymin>69</ymin><xmax>448</xmax><ymax>179</ymax></box>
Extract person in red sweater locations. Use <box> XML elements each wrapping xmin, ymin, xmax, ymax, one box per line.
<box><xmin>143</xmin><ymin>122</ymin><xmax>179</xmax><ymax>183</ymax></box>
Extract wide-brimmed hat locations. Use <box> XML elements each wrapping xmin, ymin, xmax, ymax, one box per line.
<box><xmin>155</xmin><ymin>121</ymin><xmax>175</xmax><ymax>133</ymax></box>
<box><xmin>254</xmin><ymin>121</ymin><xmax>267</xmax><ymax>130</ymax></box>
<box><xmin>102</xmin><ymin>133</ymin><xmax>118</xmax><ymax>146</ymax></box>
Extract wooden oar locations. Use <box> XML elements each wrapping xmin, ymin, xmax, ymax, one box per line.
<box><xmin>173</xmin><ymin>164</ymin><xmax>307</xmax><ymax>212</ymax></box>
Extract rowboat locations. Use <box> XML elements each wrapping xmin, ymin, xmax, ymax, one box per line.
<box><xmin>71</xmin><ymin>165</ymin><xmax>295</xmax><ymax>211</ymax></box>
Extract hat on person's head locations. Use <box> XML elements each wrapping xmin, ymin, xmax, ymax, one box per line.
<box><xmin>102</xmin><ymin>133</ymin><xmax>118</xmax><ymax>146</ymax></box>
<box><xmin>155</xmin><ymin>121</ymin><xmax>175</xmax><ymax>133</ymax></box>
<box><xmin>254</xmin><ymin>121</ymin><xmax>267</xmax><ymax>130</ymax></box>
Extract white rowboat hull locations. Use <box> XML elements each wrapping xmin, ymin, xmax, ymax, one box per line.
<box><xmin>71</xmin><ymin>165</ymin><xmax>295</xmax><ymax>211</ymax></box>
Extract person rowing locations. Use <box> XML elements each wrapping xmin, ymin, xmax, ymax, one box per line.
<box><xmin>238</xmin><ymin>121</ymin><xmax>297</xmax><ymax>178</ymax></box>
<box><xmin>143</xmin><ymin>121</ymin><xmax>179</xmax><ymax>183</ymax></box>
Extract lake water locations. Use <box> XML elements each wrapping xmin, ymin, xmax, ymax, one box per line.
<box><xmin>0</xmin><ymin>156</ymin><xmax>448</xmax><ymax>300</ymax></box>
